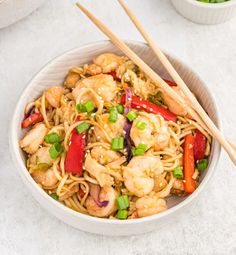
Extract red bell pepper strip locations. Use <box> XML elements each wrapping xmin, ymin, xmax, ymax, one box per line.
<box><xmin>194</xmin><ymin>130</ymin><xmax>206</xmax><ymax>161</ymax></box>
<box><xmin>121</xmin><ymin>95</ymin><xmax>177</xmax><ymax>122</ymax></box>
<box><xmin>21</xmin><ymin>112</ymin><xmax>44</xmax><ymax>128</ymax></box>
<box><xmin>183</xmin><ymin>134</ymin><xmax>196</xmax><ymax>194</ymax></box>
<box><xmin>64</xmin><ymin>117</ymin><xmax>86</xmax><ymax>175</ymax></box>
<box><xmin>108</xmin><ymin>71</ymin><xmax>121</xmax><ymax>82</ymax></box>
<box><xmin>163</xmin><ymin>79</ymin><xmax>177</xmax><ymax>87</ymax></box>
<box><xmin>79</xmin><ymin>187</ymin><xmax>85</xmax><ymax>198</ymax></box>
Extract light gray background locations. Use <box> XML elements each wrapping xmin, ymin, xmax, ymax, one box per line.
<box><xmin>1</xmin><ymin>0</ymin><xmax>236</xmax><ymax>254</ymax></box>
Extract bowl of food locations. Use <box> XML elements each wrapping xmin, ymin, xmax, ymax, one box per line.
<box><xmin>10</xmin><ymin>40</ymin><xmax>220</xmax><ymax>236</ymax></box>
<box><xmin>0</xmin><ymin>0</ymin><xmax>46</xmax><ymax>29</ymax></box>
<box><xmin>171</xmin><ymin>0</ymin><xmax>236</xmax><ymax>24</ymax></box>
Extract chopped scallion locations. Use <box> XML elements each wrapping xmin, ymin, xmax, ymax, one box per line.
<box><xmin>197</xmin><ymin>159</ymin><xmax>208</xmax><ymax>171</ymax></box>
<box><xmin>173</xmin><ymin>166</ymin><xmax>183</xmax><ymax>179</ymax></box>
<box><xmin>76</xmin><ymin>99</ymin><xmax>95</xmax><ymax>113</ymax></box>
<box><xmin>132</xmin><ymin>143</ymin><xmax>147</xmax><ymax>156</ymax></box>
<box><xmin>116</xmin><ymin>104</ymin><xmax>124</xmax><ymax>114</ymax></box>
<box><xmin>44</xmin><ymin>132</ymin><xmax>61</xmax><ymax>144</ymax></box>
<box><xmin>135</xmin><ymin>121</ymin><xmax>146</xmax><ymax>130</ymax></box>
<box><xmin>116</xmin><ymin>209</ymin><xmax>128</xmax><ymax>220</ymax></box>
<box><xmin>111</xmin><ymin>137</ymin><xmax>124</xmax><ymax>151</ymax></box>
<box><xmin>116</xmin><ymin>195</ymin><xmax>129</xmax><ymax>210</ymax></box>
<box><xmin>109</xmin><ymin>107</ymin><xmax>118</xmax><ymax>123</ymax></box>
<box><xmin>49</xmin><ymin>143</ymin><xmax>63</xmax><ymax>159</ymax></box>
<box><xmin>37</xmin><ymin>163</ymin><xmax>50</xmax><ymax>171</ymax></box>
<box><xmin>126</xmin><ymin>110</ymin><xmax>137</xmax><ymax>122</ymax></box>
<box><xmin>50</xmin><ymin>193</ymin><xmax>59</xmax><ymax>200</ymax></box>
<box><xmin>76</xmin><ymin>122</ymin><xmax>90</xmax><ymax>134</ymax></box>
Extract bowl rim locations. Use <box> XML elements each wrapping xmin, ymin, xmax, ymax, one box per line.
<box><xmin>181</xmin><ymin>0</ymin><xmax>236</xmax><ymax>8</ymax></box>
<box><xmin>10</xmin><ymin>39</ymin><xmax>221</xmax><ymax>225</ymax></box>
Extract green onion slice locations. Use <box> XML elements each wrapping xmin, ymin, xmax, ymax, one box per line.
<box><xmin>197</xmin><ymin>159</ymin><xmax>208</xmax><ymax>171</ymax></box>
<box><xmin>44</xmin><ymin>132</ymin><xmax>61</xmax><ymax>144</ymax></box>
<box><xmin>135</xmin><ymin>121</ymin><xmax>146</xmax><ymax>130</ymax></box>
<box><xmin>76</xmin><ymin>122</ymin><xmax>90</xmax><ymax>134</ymax></box>
<box><xmin>49</xmin><ymin>143</ymin><xmax>63</xmax><ymax>159</ymax></box>
<box><xmin>116</xmin><ymin>105</ymin><xmax>124</xmax><ymax>114</ymax></box>
<box><xmin>37</xmin><ymin>163</ymin><xmax>51</xmax><ymax>171</ymax></box>
<box><xmin>111</xmin><ymin>137</ymin><xmax>124</xmax><ymax>151</ymax></box>
<box><xmin>126</xmin><ymin>110</ymin><xmax>137</xmax><ymax>122</ymax></box>
<box><xmin>109</xmin><ymin>107</ymin><xmax>118</xmax><ymax>123</ymax></box>
<box><xmin>132</xmin><ymin>143</ymin><xmax>147</xmax><ymax>156</ymax></box>
<box><xmin>50</xmin><ymin>193</ymin><xmax>59</xmax><ymax>200</ymax></box>
<box><xmin>173</xmin><ymin>166</ymin><xmax>183</xmax><ymax>179</ymax></box>
<box><xmin>116</xmin><ymin>209</ymin><xmax>128</xmax><ymax>220</ymax></box>
<box><xmin>116</xmin><ymin>195</ymin><xmax>130</xmax><ymax>210</ymax></box>
<box><xmin>76</xmin><ymin>99</ymin><xmax>95</xmax><ymax>113</ymax></box>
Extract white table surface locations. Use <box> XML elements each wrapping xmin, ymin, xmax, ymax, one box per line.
<box><xmin>1</xmin><ymin>0</ymin><xmax>236</xmax><ymax>254</ymax></box>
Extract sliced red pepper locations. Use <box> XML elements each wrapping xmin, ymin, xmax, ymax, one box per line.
<box><xmin>163</xmin><ymin>78</ymin><xmax>177</xmax><ymax>87</ymax></box>
<box><xmin>121</xmin><ymin>95</ymin><xmax>177</xmax><ymax>122</ymax></box>
<box><xmin>194</xmin><ymin>130</ymin><xmax>206</xmax><ymax>161</ymax></box>
<box><xmin>183</xmin><ymin>134</ymin><xmax>196</xmax><ymax>194</ymax></box>
<box><xmin>64</xmin><ymin>117</ymin><xmax>85</xmax><ymax>175</ymax></box>
<box><xmin>21</xmin><ymin>112</ymin><xmax>44</xmax><ymax>128</ymax></box>
<box><xmin>108</xmin><ymin>71</ymin><xmax>121</xmax><ymax>82</ymax></box>
<box><xmin>79</xmin><ymin>187</ymin><xmax>85</xmax><ymax>198</ymax></box>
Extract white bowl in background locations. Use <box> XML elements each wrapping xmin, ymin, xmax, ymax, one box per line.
<box><xmin>171</xmin><ymin>0</ymin><xmax>236</xmax><ymax>24</ymax></box>
<box><xmin>0</xmin><ymin>0</ymin><xmax>46</xmax><ymax>29</ymax></box>
<box><xmin>10</xmin><ymin>40</ymin><xmax>221</xmax><ymax>236</ymax></box>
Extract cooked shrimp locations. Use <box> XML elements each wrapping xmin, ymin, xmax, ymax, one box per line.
<box><xmin>130</xmin><ymin>116</ymin><xmax>154</xmax><ymax>150</ymax></box>
<box><xmin>130</xmin><ymin>114</ymin><xmax>170</xmax><ymax>151</ymax></box>
<box><xmin>65</xmin><ymin>72</ymin><xmax>80</xmax><ymax>88</ymax></box>
<box><xmin>93</xmin><ymin>53</ymin><xmax>122</xmax><ymax>73</ymax></box>
<box><xmin>31</xmin><ymin>168</ymin><xmax>58</xmax><ymax>187</ymax></box>
<box><xmin>173</xmin><ymin>179</ymin><xmax>184</xmax><ymax>191</ymax></box>
<box><xmin>123</xmin><ymin>155</ymin><xmax>164</xmax><ymax>197</ymax></box>
<box><xmin>162</xmin><ymin>86</ymin><xmax>187</xmax><ymax>116</ymax></box>
<box><xmin>93</xmin><ymin>113</ymin><xmax>126</xmax><ymax>142</ymax></box>
<box><xmin>20</xmin><ymin>123</ymin><xmax>48</xmax><ymax>154</ymax></box>
<box><xmin>153</xmin><ymin>174</ymin><xmax>168</xmax><ymax>192</ymax></box>
<box><xmin>135</xmin><ymin>195</ymin><xmax>167</xmax><ymax>218</ymax></box>
<box><xmin>90</xmin><ymin>146</ymin><xmax>120</xmax><ymax>165</ymax></box>
<box><xmin>45</xmin><ymin>86</ymin><xmax>64</xmax><ymax>108</ymax></box>
<box><xmin>85</xmin><ymin>64</ymin><xmax>102</xmax><ymax>75</ymax></box>
<box><xmin>85</xmin><ymin>186</ymin><xmax>118</xmax><ymax>218</ymax></box>
<box><xmin>73</xmin><ymin>74</ymin><xmax>117</xmax><ymax>103</ymax></box>
<box><xmin>29</xmin><ymin>147</ymin><xmax>54</xmax><ymax>166</ymax></box>
<box><xmin>84</xmin><ymin>154</ymin><xmax>114</xmax><ymax>187</ymax></box>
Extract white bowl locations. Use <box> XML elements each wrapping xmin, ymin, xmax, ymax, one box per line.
<box><xmin>10</xmin><ymin>40</ymin><xmax>221</xmax><ymax>236</ymax></box>
<box><xmin>0</xmin><ymin>0</ymin><xmax>46</xmax><ymax>29</ymax></box>
<box><xmin>171</xmin><ymin>0</ymin><xmax>236</xmax><ymax>24</ymax></box>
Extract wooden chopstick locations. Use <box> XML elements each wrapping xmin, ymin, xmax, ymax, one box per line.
<box><xmin>117</xmin><ymin>0</ymin><xmax>211</xmax><ymax>135</ymax></box>
<box><xmin>76</xmin><ymin>2</ymin><xmax>236</xmax><ymax>165</ymax></box>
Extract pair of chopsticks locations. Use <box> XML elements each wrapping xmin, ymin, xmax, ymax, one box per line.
<box><xmin>76</xmin><ymin>1</ymin><xmax>236</xmax><ymax>166</ymax></box>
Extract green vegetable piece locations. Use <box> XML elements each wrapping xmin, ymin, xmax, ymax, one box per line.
<box><xmin>116</xmin><ymin>209</ymin><xmax>128</xmax><ymax>219</ymax></box>
<box><xmin>76</xmin><ymin>122</ymin><xmax>90</xmax><ymax>134</ymax></box>
<box><xmin>116</xmin><ymin>195</ymin><xmax>130</xmax><ymax>210</ymax></box>
<box><xmin>109</xmin><ymin>107</ymin><xmax>118</xmax><ymax>123</ymax></box>
<box><xmin>45</xmin><ymin>132</ymin><xmax>61</xmax><ymax>144</ymax></box>
<box><xmin>197</xmin><ymin>159</ymin><xmax>208</xmax><ymax>171</ymax></box>
<box><xmin>173</xmin><ymin>166</ymin><xmax>183</xmax><ymax>179</ymax></box>
<box><xmin>37</xmin><ymin>163</ymin><xmax>50</xmax><ymax>171</ymax></box>
<box><xmin>126</xmin><ymin>110</ymin><xmax>137</xmax><ymax>122</ymax></box>
<box><xmin>132</xmin><ymin>143</ymin><xmax>147</xmax><ymax>156</ymax></box>
<box><xmin>111</xmin><ymin>137</ymin><xmax>124</xmax><ymax>151</ymax></box>
<box><xmin>49</xmin><ymin>143</ymin><xmax>63</xmax><ymax>159</ymax></box>
<box><xmin>50</xmin><ymin>193</ymin><xmax>59</xmax><ymax>200</ymax></box>
<box><xmin>149</xmin><ymin>91</ymin><xmax>165</xmax><ymax>106</ymax></box>
<box><xmin>135</xmin><ymin>121</ymin><xmax>146</xmax><ymax>130</ymax></box>
<box><xmin>76</xmin><ymin>99</ymin><xmax>95</xmax><ymax>113</ymax></box>
<box><xmin>116</xmin><ymin>104</ymin><xmax>124</xmax><ymax>114</ymax></box>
